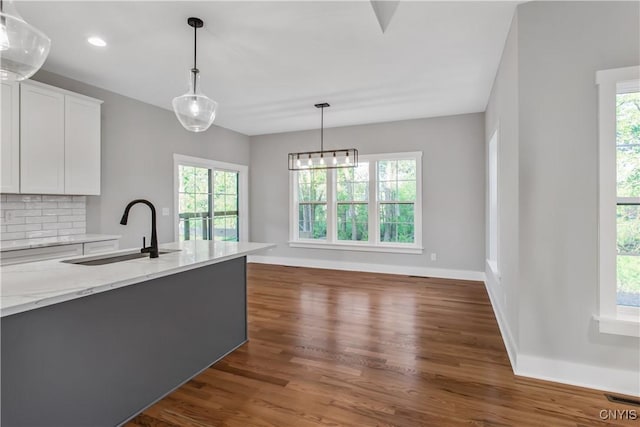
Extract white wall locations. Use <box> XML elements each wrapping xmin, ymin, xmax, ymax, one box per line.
<box><xmin>484</xmin><ymin>10</ymin><xmax>519</xmax><ymax>364</ymax></box>
<box><xmin>249</xmin><ymin>113</ymin><xmax>486</xmax><ymax>277</ymax></box>
<box><xmin>485</xmin><ymin>1</ymin><xmax>640</xmax><ymax>394</ymax></box>
<box><xmin>31</xmin><ymin>70</ymin><xmax>251</xmax><ymax>249</ymax></box>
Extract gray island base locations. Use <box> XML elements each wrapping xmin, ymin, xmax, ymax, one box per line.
<box><xmin>1</xmin><ymin>256</ymin><xmax>247</xmax><ymax>426</ymax></box>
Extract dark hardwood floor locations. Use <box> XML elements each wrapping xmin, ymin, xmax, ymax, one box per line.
<box><xmin>128</xmin><ymin>263</ymin><xmax>637</xmax><ymax>427</ymax></box>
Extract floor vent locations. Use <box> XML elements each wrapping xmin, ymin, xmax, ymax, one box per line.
<box><xmin>605</xmin><ymin>394</ymin><xmax>640</xmax><ymax>407</ymax></box>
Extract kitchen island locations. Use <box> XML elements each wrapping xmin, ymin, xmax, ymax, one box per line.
<box><xmin>0</xmin><ymin>240</ymin><xmax>273</xmax><ymax>427</ymax></box>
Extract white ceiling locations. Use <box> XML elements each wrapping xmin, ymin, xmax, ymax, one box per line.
<box><xmin>19</xmin><ymin>1</ymin><xmax>517</xmax><ymax>136</ymax></box>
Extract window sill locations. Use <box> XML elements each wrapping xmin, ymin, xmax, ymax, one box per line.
<box><xmin>595</xmin><ymin>313</ymin><xmax>640</xmax><ymax>337</ymax></box>
<box><xmin>289</xmin><ymin>241</ymin><xmax>424</xmax><ymax>254</ymax></box>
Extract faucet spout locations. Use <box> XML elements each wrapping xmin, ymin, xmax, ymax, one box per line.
<box><xmin>120</xmin><ymin>199</ymin><xmax>159</xmax><ymax>258</ymax></box>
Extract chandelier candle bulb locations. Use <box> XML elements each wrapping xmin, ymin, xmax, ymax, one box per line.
<box><xmin>287</xmin><ymin>103</ymin><xmax>358</xmax><ymax>170</ymax></box>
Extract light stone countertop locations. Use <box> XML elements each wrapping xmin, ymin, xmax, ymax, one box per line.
<box><xmin>0</xmin><ymin>234</ymin><xmax>122</xmax><ymax>252</ymax></box>
<box><xmin>0</xmin><ymin>240</ymin><xmax>274</xmax><ymax>317</ymax></box>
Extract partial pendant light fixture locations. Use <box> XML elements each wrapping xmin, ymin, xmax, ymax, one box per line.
<box><xmin>0</xmin><ymin>0</ymin><xmax>51</xmax><ymax>81</ymax></box>
<box><xmin>288</xmin><ymin>103</ymin><xmax>358</xmax><ymax>171</ymax></box>
<box><xmin>172</xmin><ymin>17</ymin><xmax>218</xmax><ymax>133</ymax></box>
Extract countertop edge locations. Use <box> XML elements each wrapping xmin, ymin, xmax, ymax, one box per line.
<box><xmin>1</xmin><ymin>243</ymin><xmax>274</xmax><ymax>318</ymax></box>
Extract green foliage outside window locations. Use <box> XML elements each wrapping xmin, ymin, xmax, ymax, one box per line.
<box><xmin>378</xmin><ymin>160</ymin><xmax>416</xmax><ymax>243</ymax></box>
<box><xmin>616</xmin><ymin>92</ymin><xmax>640</xmax><ymax>300</ymax></box>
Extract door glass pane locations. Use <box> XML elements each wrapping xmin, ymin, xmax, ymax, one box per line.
<box><xmin>178</xmin><ymin>165</ymin><xmax>211</xmax><ymax>241</ymax></box>
<box><xmin>213</xmin><ymin>170</ymin><xmax>239</xmax><ymax>242</ymax></box>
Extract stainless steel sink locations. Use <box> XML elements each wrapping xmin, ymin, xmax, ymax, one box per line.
<box><xmin>63</xmin><ymin>249</ymin><xmax>181</xmax><ymax>266</ymax></box>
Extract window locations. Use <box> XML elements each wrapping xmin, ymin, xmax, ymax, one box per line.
<box><xmin>488</xmin><ymin>129</ymin><xmax>499</xmax><ymax>276</ymax></box>
<box><xmin>174</xmin><ymin>154</ymin><xmax>248</xmax><ymax>242</ymax></box>
<box><xmin>290</xmin><ymin>152</ymin><xmax>422</xmax><ymax>253</ymax></box>
<box><xmin>596</xmin><ymin>66</ymin><xmax>640</xmax><ymax>336</ymax></box>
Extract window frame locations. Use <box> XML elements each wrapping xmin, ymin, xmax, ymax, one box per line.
<box><xmin>173</xmin><ymin>154</ymin><xmax>249</xmax><ymax>243</ymax></box>
<box><xmin>289</xmin><ymin>151</ymin><xmax>423</xmax><ymax>254</ymax></box>
<box><xmin>487</xmin><ymin>128</ymin><xmax>500</xmax><ymax>279</ymax></box>
<box><xmin>596</xmin><ymin>65</ymin><xmax>640</xmax><ymax>337</ymax></box>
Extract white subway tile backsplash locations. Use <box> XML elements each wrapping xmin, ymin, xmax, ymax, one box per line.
<box><xmin>42</xmin><ymin>208</ymin><xmax>71</xmax><ymax>216</ymax></box>
<box><xmin>43</xmin><ymin>222</ymin><xmax>73</xmax><ymax>230</ymax></box>
<box><xmin>0</xmin><ymin>216</ymin><xmax>25</xmax><ymax>225</ymax></box>
<box><xmin>1</xmin><ymin>202</ymin><xmax>26</xmax><ymax>210</ymax></box>
<box><xmin>0</xmin><ymin>194</ymin><xmax>87</xmax><ymax>241</ymax></box>
<box><xmin>57</xmin><ymin>228</ymin><xmax>85</xmax><ymax>236</ymax></box>
<box><xmin>25</xmin><ymin>202</ymin><xmax>59</xmax><ymax>209</ymax></box>
<box><xmin>7</xmin><ymin>223</ymin><xmax>42</xmax><ymax>233</ymax></box>
<box><xmin>26</xmin><ymin>216</ymin><xmax>57</xmax><ymax>224</ymax></box>
<box><xmin>12</xmin><ymin>209</ymin><xmax>42</xmax><ymax>217</ymax></box>
<box><xmin>6</xmin><ymin>195</ymin><xmax>42</xmax><ymax>202</ymax></box>
<box><xmin>58</xmin><ymin>215</ymin><xmax>85</xmax><ymax>222</ymax></box>
<box><xmin>26</xmin><ymin>230</ymin><xmax>58</xmax><ymax>239</ymax></box>
<box><xmin>1</xmin><ymin>231</ymin><xmax>26</xmax><ymax>240</ymax></box>
<box><xmin>58</xmin><ymin>202</ymin><xmax>85</xmax><ymax>209</ymax></box>
<box><xmin>42</xmin><ymin>195</ymin><xmax>72</xmax><ymax>202</ymax></box>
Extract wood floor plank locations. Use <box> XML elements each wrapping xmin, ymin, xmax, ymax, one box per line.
<box><xmin>127</xmin><ymin>264</ymin><xmax>638</xmax><ymax>426</ymax></box>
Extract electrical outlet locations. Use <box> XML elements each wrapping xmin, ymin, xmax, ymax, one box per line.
<box><xmin>430</xmin><ymin>253</ymin><xmax>437</xmax><ymax>261</ymax></box>
<box><xmin>162</xmin><ymin>208</ymin><xmax>170</xmax><ymax>216</ymax></box>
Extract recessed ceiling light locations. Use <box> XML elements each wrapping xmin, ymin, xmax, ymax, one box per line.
<box><xmin>87</xmin><ymin>36</ymin><xmax>107</xmax><ymax>47</ymax></box>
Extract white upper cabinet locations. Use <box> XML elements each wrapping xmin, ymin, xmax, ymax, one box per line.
<box><xmin>65</xmin><ymin>95</ymin><xmax>101</xmax><ymax>195</ymax></box>
<box><xmin>17</xmin><ymin>81</ymin><xmax>102</xmax><ymax>195</ymax></box>
<box><xmin>1</xmin><ymin>82</ymin><xmax>20</xmax><ymax>193</ymax></box>
<box><xmin>20</xmin><ymin>82</ymin><xmax>66</xmax><ymax>194</ymax></box>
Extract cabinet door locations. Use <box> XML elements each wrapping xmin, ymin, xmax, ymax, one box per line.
<box><xmin>20</xmin><ymin>83</ymin><xmax>65</xmax><ymax>194</ymax></box>
<box><xmin>1</xmin><ymin>81</ymin><xmax>20</xmax><ymax>193</ymax></box>
<box><xmin>65</xmin><ymin>95</ymin><xmax>101</xmax><ymax>195</ymax></box>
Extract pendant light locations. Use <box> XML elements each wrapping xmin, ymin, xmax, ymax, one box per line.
<box><xmin>0</xmin><ymin>0</ymin><xmax>51</xmax><ymax>81</ymax></box>
<box><xmin>172</xmin><ymin>17</ymin><xmax>218</xmax><ymax>133</ymax></box>
<box><xmin>288</xmin><ymin>103</ymin><xmax>358</xmax><ymax>170</ymax></box>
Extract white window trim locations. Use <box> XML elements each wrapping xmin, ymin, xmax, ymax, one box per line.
<box><xmin>173</xmin><ymin>154</ymin><xmax>249</xmax><ymax>242</ymax></box>
<box><xmin>289</xmin><ymin>151</ymin><xmax>423</xmax><ymax>254</ymax></box>
<box><xmin>487</xmin><ymin>128</ymin><xmax>500</xmax><ymax>281</ymax></box>
<box><xmin>595</xmin><ymin>65</ymin><xmax>640</xmax><ymax>337</ymax></box>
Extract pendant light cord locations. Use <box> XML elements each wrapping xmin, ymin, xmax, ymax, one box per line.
<box><xmin>320</xmin><ymin>105</ymin><xmax>324</xmax><ymax>152</ymax></box>
<box><xmin>192</xmin><ymin>23</ymin><xmax>198</xmax><ymax>93</ymax></box>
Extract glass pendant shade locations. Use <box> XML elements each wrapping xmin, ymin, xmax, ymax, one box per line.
<box><xmin>172</xmin><ymin>71</ymin><xmax>217</xmax><ymax>132</ymax></box>
<box><xmin>0</xmin><ymin>0</ymin><xmax>51</xmax><ymax>81</ymax></box>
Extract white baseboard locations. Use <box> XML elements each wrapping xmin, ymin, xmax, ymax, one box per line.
<box><xmin>516</xmin><ymin>354</ymin><xmax>640</xmax><ymax>397</ymax></box>
<box><xmin>483</xmin><ymin>274</ymin><xmax>518</xmax><ymax>371</ymax></box>
<box><xmin>482</xmin><ymin>269</ymin><xmax>639</xmax><ymax>397</ymax></box>
<box><xmin>247</xmin><ymin>255</ymin><xmax>485</xmax><ymax>282</ymax></box>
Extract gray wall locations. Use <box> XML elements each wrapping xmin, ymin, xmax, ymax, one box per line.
<box><xmin>517</xmin><ymin>1</ymin><xmax>639</xmax><ymax>370</ymax></box>
<box><xmin>484</xmin><ymin>10</ymin><xmax>520</xmax><ymax>350</ymax></box>
<box><xmin>486</xmin><ymin>1</ymin><xmax>640</xmax><ymax>374</ymax></box>
<box><xmin>249</xmin><ymin>113</ymin><xmax>486</xmax><ymax>273</ymax></box>
<box><xmin>32</xmin><ymin>70</ymin><xmax>250</xmax><ymax>249</ymax></box>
